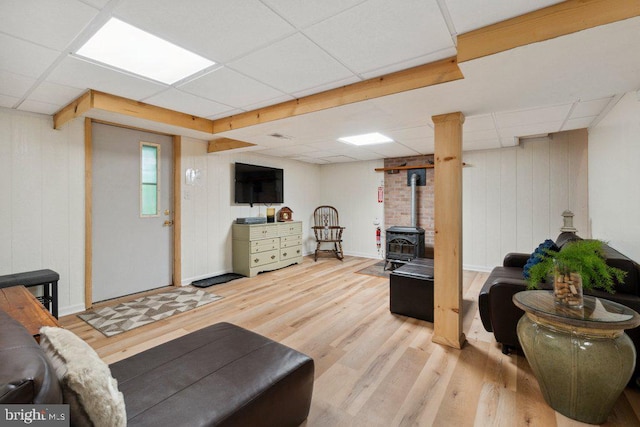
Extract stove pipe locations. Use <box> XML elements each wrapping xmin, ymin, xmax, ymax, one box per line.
<box><xmin>410</xmin><ymin>172</ymin><xmax>418</xmax><ymax>228</ymax></box>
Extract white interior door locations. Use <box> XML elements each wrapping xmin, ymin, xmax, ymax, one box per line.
<box><xmin>92</xmin><ymin>123</ymin><xmax>173</xmax><ymax>302</ymax></box>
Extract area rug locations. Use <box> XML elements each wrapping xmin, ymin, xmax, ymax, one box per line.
<box><xmin>78</xmin><ymin>287</ymin><xmax>223</xmax><ymax>337</ymax></box>
<box><xmin>356</xmin><ymin>260</ymin><xmax>391</xmax><ymax>278</ymax></box>
<box><xmin>191</xmin><ymin>273</ymin><xmax>244</xmax><ymax>288</ymax></box>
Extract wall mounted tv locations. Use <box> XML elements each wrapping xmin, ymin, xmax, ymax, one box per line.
<box><xmin>234</xmin><ymin>162</ymin><xmax>284</xmax><ymax>207</ymax></box>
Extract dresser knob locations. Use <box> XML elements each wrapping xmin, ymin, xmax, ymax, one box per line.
<box><xmin>283</xmin><ymin>252</ymin><xmax>287</xmax><ymax>257</ymax></box>
<box><xmin>271</xmin><ymin>255</ymin><xmax>276</xmax><ymax>260</ymax></box>
<box><xmin>254</xmin><ymin>258</ymin><xmax>259</xmax><ymax>264</ymax></box>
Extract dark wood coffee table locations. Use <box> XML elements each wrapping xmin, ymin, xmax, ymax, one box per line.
<box><xmin>0</xmin><ymin>285</ymin><xmax>60</xmax><ymax>341</ymax></box>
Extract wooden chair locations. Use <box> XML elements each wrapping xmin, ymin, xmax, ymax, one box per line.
<box><xmin>312</xmin><ymin>206</ymin><xmax>345</xmax><ymax>261</ymax></box>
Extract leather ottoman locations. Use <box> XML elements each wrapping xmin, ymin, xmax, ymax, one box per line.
<box><xmin>389</xmin><ymin>259</ymin><xmax>434</xmax><ymax>322</ymax></box>
<box><xmin>110</xmin><ymin>322</ymin><xmax>314</xmax><ymax>427</ymax></box>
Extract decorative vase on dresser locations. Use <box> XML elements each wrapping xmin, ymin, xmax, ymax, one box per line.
<box><xmin>232</xmin><ymin>221</ymin><xmax>303</xmax><ymax>277</ymax></box>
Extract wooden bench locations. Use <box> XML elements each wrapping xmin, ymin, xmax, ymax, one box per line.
<box><xmin>0</xmin><ymin>269</ymin><xmax>59</xmax><ymax>318</ymax></box>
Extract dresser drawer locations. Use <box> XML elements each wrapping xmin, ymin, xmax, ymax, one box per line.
<box><xmin>281</xmin><ymin>235</ymin><xmax>302</xmax><ymax>248</ymax></box>
<box><xmin>250</xmin><ymin>238</ymin><xmax>279</xmax><ymax>253</ymax></box>
<box><xmin>280</xmin><ymin>246</ymin><xmax>302</xmax><ymax>261</ymax></box>
<box><xmin>278</xmin><ymin>222</ymin><xmax>302</xmax><ymax>236</ymax></box>
<box><xmin>250</xmin><ymin>249</ymin><xmax>279</xmax><ymax>267</ymax></box>
<box><xmin>249</xmin><ymin>225</ymin><xmax>278</xmax><ymax>240</ymax></box>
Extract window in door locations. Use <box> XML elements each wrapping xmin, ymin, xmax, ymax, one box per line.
<box><xmin>140</xmin><ymin>142</ymin><xmax>160</xmax><ymax>217</ymax></box>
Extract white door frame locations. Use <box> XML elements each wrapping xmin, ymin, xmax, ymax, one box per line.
<box><xmin>84</xmin><ymin>118</ymin><xmax>182</xmax><ymax>309</ymax></box>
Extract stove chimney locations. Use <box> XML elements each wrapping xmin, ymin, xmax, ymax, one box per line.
<box><xmin>410</xmin><ymin>172</ymin><xmax>418</xmax><ymax>228</ymax></box>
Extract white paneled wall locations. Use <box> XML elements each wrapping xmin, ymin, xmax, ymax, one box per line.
<box><xmin>319</xmin><ymin>160</ymin><xmax>385</xmax><ymax>259</ymax></box>
<box><xmin>462</xmin><ymin>129</ymin><xmax>589</xmax><ymax>271</ymax></box>
<box><xmin>0</xmin><ymin>108</ymin><xmax>85</xmax><ymax>315</ymax></box>
<box><xmin>180</xmin><ymin>138</ymin><xmax>322</xmax><ymax>284</ymax></box>
<box><xmin>589</xmin><ymin>91</ymin><xmax>640</xmax><ymax>262</ymax></box>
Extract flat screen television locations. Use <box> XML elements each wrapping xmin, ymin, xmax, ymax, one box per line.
<box><xmin>234</xmin><ymin>162</ymin><xmax>284</xmax><ymax>207</ymax></box>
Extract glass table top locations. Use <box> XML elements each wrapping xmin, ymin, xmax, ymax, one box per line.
<box><xmin>513</xmin><ymin>290</ymin><xmax>640</xmax><ymax>330</ymax></box>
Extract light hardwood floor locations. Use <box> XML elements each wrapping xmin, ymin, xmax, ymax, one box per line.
<box><xmin>60</xmin><ymin>256</ymin><xmax>640</xmax><ymax>426</ymax></box>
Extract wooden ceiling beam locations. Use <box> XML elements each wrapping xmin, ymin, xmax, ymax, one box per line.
<box><xmin>53</xmin><ymin>90</ymin><xmax>214</xmax><ymax>134</ymax></box>
<box><xmin>458</xmin><ymin>0</ymin><xmax>640</xmax><ymax>63</ymax></box>
<box><xmin>211</xmin><ymin>57</ymin><xmax>463</xmax><ymax>133</ymax></box>
<box><xmin>208</xmin><ymin>138</ymin><xmax>255</xmax><ymax>153</ymax></box>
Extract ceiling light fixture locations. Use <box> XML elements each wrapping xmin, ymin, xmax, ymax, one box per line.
<box><xmin>337</xmin><ymin>132</ymin><xmax>394</xmax><ymax>146</ymax></box>
<box><xmin>76</xmin><ymin>18</ymin><xmax>215</xmax><ymax>85</ymax></box>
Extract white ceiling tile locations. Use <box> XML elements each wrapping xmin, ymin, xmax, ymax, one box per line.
<box><xmin>359</xmin><ymin>47</ymin><xmax>458</xmax><ymax>80</ymax></box>
<box><xmin>28</xmin><ymin>81</ymin><xmax>85</xmax><ymax>105</ymax></box>
<box><xmin>444</xmin><ymin>0</ymin><xmax>564</xmax><ymax>34</ymax></box>
<box><xmin>0</xmin><ymin>70</ymin><xmax>36</xmax><ymax>98</ymax></box>
<box><xmin>498</xmin><ymin>121</ymin><xmax>563</xmax><ymax>139</ymax></box>
<box><xmin>47</xmin><ymin>56</ymin><xmax>167</xmax><ymax>100</ymax></box>
<box><xmin>385</xmin><ymin>126</ymin><xmax>433</xmax><ymax>141</ymax></box>
<box><xmin>367</xmin><ymin>143</ymin><xmax>420</xmax><ymax>157</ymax></box>
<box><xmin>342</xmin><ymin>150</ymin><xmax>384</xmax><ymax>161</ymax></box>
<box><xmin>464</xmin><ymin>128</ymin><xmax>499</xmax><ymax>142</ymax></box>
<box><xmin>501</xmin><ymin>137</ymin><xmax>518</xmax><ymax>147</ymax></box>
<box><xmin>300</xmin><ymin>150</ymin><xmax>337</xmax><ymax>158</ymax></box>
<box><xmin>242</xmin><ymin>95</ymin><xmax>295</xmax><ymax>111</ymax></box>
<box><xmin>114</xmin><ymin>0</ymin><xmax>295</xmax><ymax>63</ymax></box>
<box><xmin>17</xmin><ymin>99</ymin><xmax>61</xmax><ymax>115</ymax></box>
<box><xmin>462</xmin><ymin>139</ymin><xmax>501</xmax><ymax>151</ymax></box>
<box><xmin>208</xmin><ymin>108</ymin><xmax>245</xmax><ymax>120</ymax></box>
<box><xmin>261</xmin><ymin>0</ymin><xmax>367</xmax><ymax>29</ymax></box>
<box><xmin>320</xmin><ymin>155</ymin><xmax>358</xmax><ymax>163</ymax></box>
<box><xmin>0</xmin><ymin>0</ymin><xmax>98</xmax><ymax>50</ymax></box>
<box><xmin>291</xmin><ymin>75</ymin><xmax>361</xmax><ymax>99</ymax></box>
<box><xmin>398</xmin><ymin>139</ymin><xmax>435</xmax><ymax>154</ymax></box>
<box><xmin>494</xmin><ymin>104</ymin><xmax>572</xmax><ymax>129</ymax></box>
<box><xmin>304</xmin><ymin>0</ymin><xmax>454</xmax><ymax>74</ymax></box>
<box><xmin>145</xmin><ymin>88</ymin><xmax>232</xmax><ymax>118</ymax></box>
<box><xmin>229</xmin><ymin>33</ymin><xmax>354</xmax><ymax>94</ymax></box>
<box><xmin>463</xmin><ymin>114</ymin><xmax>496</xmax><ymax>132</ymax></box>
<box><xmin>0</xmin><ymin>34</ymin><xmax>60</xmax><ymax>78</ymax></box>
<box><xmin>82</xmin><ymin>0</ymin><xmax>110</xmax><ymax>8</ymax></box>
<box><xmin>179</xmin><ymin>67</ymin><xmax>288</xmax><ymax>109</ymax></box>
<box><xmin>562</xmin><ymin>117</ymin><xmax>595</xmax><ymax>131</ymax></box>
<box><xmin>0</xmin><ymin>95</ymin><xmax>20</xmax><ymax>109</ymax></box>
<box><xmin>570</xmin><ymin>97</ymin><xmax>613</xmax><ymax>119</ymax></box>
<box><xmin>291</xmin><ymin>156</ymin><xmax>330</xmax><ymax>164</ymax></box>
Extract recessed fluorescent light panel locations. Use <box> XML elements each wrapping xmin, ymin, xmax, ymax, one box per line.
<box><xmin>76</xmin><ymin>18</ymin><xmax>215</xmax><ymax>84</ymax></box>
<box><xmin>337</xmin><ymin>132</ymin><xmax>394</xmax><ymax>146</ymax></box>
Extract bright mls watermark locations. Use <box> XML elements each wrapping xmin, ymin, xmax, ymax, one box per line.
<box><xmin>0</xmin><ymin>405</ymin><xmax>68</xmax><ymax>426</ymax></box>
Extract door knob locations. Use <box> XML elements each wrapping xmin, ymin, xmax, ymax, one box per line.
<box><xmin>163</xmin><ymin>220</ymin><xmax>174</xmax><ymax>227</ymax></box>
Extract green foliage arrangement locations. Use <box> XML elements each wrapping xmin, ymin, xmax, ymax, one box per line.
<box><xmin>526</xmin><ymin>240</ymin><xmax>627</xmax><ymax>293</ymax></box>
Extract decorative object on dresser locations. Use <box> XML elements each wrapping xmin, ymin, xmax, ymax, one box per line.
<box><xmin>312</xmin><ymin>205</ymin><xmax>345</xmax><ymax>261</ymax></box>
<box><xmin>278</xmin><ymin>206</ymin><xmax>293</xmax><ymax>222</ymax></box>
<box><xmin>233</xmin><ymin>221</ymin><xmax>303</xmax><ymax>277</ymax></box>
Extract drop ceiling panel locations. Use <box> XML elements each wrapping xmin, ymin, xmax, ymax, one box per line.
<box><xmin>304</xmin><ymin>0</ymin><xmax>454</xmax><ymax>74</ymax></box>
<box><xmin>359</xmin><ymin>47</ymin><xmax>458</xmax><ymax>80</ymax></box>
<box><xmin>463</xmin><ymin>114</ymin><xmax>496</xmax><ymax>132</ymax></box>
<box><xmin>261</xmin><ymin>0</ymin><xmax>367</xmax><ymax>29</ymax></box>
<box><xmin>562</xmin><ymin>117</ymin><xmax>596</xmax><ymax>131</ymax></box>
<box><xmin>17</xmin><ymin>99</ymin><xmax>60</xmax><ymax>115</ymax></box>
<box><xmin>444</xmin><ymin>0</ymin><xmax>564</xmax><ymax>34</ymax></box>
<box><xmin>570</xmin><ymin>97</ymin><xmax>613</xmax><ymax>119</ymax></box>
<box><xmin>27</xmin><ymin>81</ymin><xmax>86</xmax><ymax>106</ymax></box>
<box><xmin>0</xmin><ymin>70</ymin><xmax>36</xmax><ymax>98</ymax></box>
<box><xmin>47</xmin><ymin>56</ymin><xmax>167</xmax><ymax>100</ymax></box>
<box><xmin>498</xmin><ymin>121</ymin><xmax>563</xmax><ymax>139</ymax></box>
<box><xmin>114</xmin><ymin>0</ymin><xmax>295</xmax><ymax>63</ymax></box>
<box><xmin>291</xmin><ymin>75</ymin><xmax>361</xmax><ymax>98</ymax></box>
<box><xmin>464</xmin><ymin>128</ymin><xmax>500</xmax><ymax>142</ymax></box>
<box><xmin>397</xmin><ymin>138</ymin><xmax>435</xmax><ymax>154</ymax></box>
<box><xmin>0</xmin><ymin>0</ymin><xmax>98</xmax><ymax>51</ymax></box>
<box><xmin>0</xmin><ymin>34</ymin><xmax>60</xmax><ymax>78</ymax></box>
<box><xmin>179</xmin><ymin>67</ymin><xmax>289</xmax><ymax>109</ymax></box>
<box><xmin>0</xmin><ymin>95</ymin><xmax>19</xmax><ymax>109</ymax></box>
<box><xmin>367</xmin><ymin>143</ymin><xmax>420</xmax><ymax>157</ymax></box>
<box><xmin>385</xmin><ymin>126</ymin><xmax>433</xmax><ymax>141</ymax></box>
<box><xmin>494</xmin><ymin>104</ymin><xmax>571</xmax><ymax>129</ymax></box>
<box><xmin>229</xmin><ymin>33</ymin><xmax>354</xmax><ymax>94</ymax></box>
<box><xmin>144</xmin><ymin>88</ymin><xmax>233</xmax><ymax>118</ymax></box>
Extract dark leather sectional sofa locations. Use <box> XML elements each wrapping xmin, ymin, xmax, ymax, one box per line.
<box><xmin>0</xmin><ymin>308</ymin><xmax>314</xmax><ymax>426</ymax></box>
<box><xmin>479</xmin><ymin>232</ymin><xmax>640</xmax><ymax>383</ymax></box>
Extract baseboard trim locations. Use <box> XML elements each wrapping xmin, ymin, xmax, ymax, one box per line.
<box><xmin>58</xmin><ymin>303</ymin><xmax>86</xmax><ymax>316</ymax></box>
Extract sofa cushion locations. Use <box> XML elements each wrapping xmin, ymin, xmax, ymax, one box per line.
<box><xmin>0</xmin><ymin>309</ymin><xmax>62</xmax><ymax>404</ymax></box>
<box><xmin>600</xmin><ymin>244</ymin><xmax>640</xmax><ymax>295</ymax></box>
<box><xmin>39</xmin><ymin>327</ymin><xmax>126</xmax><ymax>427</ymax></box>
<box><xmin>522</xmin><ymin>239</ymin><xmax>559</xmax><ymax>279</ymax></box>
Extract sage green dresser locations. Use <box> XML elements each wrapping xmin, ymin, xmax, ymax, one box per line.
<box><xmin>232</xmin><ymin>221</ymin><xmax>303</xmax><ymax>277</ymax></box>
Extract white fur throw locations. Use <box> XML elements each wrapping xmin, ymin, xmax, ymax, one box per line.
<box><xmin>39</xmin><ymin>327</ymin><xmax>126</xmax><ymax>427</ymax></box>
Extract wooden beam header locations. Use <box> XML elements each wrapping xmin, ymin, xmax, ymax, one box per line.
<box><xmin>457</xmin><ymin>0</ymin><xmax>640</xmax><ymax>63</ymax></box>
<box><xmin>211</xmin><ymin>57</ymin><xmax>463</xmax><ymax>133</ymax></box>
<box><xmin>208</xmin><ymin>138</ymin><xmax>255</xmax><ymax>153</ymax></box>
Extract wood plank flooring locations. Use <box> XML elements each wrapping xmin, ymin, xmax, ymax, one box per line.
<box><xmin>60</xmin><ymin>256</ymin><xmax>640</xmax><ymax>426</ymax></box>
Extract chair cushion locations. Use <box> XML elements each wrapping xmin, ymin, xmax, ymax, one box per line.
<box><xmin>39</xmin><ymin>327</ymin><xmax>126</xmax><ymax>427</ymax></box>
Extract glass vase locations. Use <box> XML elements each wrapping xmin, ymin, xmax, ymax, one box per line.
<box><xmin>553</xmin><ymin>261</ymin><xmax>583</xmax><ymax>308</ymax></box>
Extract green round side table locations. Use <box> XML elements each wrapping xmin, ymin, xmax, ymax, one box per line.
<box><xmin>513</xmin><ymin>290</ymin><xmax>640</xmax><ymax>425</ymax></box>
